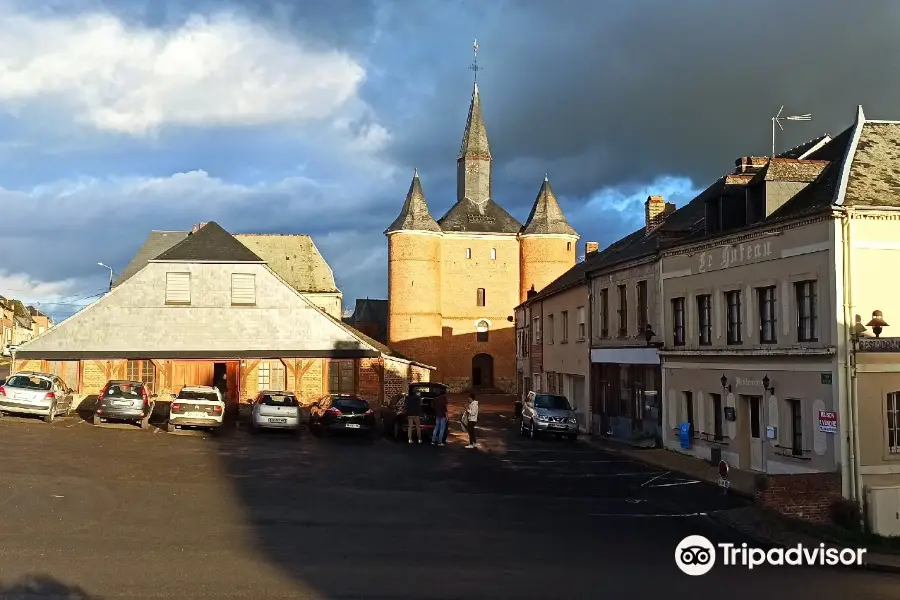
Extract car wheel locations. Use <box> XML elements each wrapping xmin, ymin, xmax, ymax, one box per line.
<box><xmin>166</xmin><ymin>421</ymin><xmax>176</xmax><ymax>433</ymax></box>
<box><xmin>43</xmin><ymin>405</ymin><xmax>56</xmax><ymax>424</ymax></box>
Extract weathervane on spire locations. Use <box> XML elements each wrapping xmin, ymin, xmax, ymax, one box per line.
<box><xmin>469</xmin><ymin>39</ymin><xmax>480</xmax><ymax>83</ymax></box>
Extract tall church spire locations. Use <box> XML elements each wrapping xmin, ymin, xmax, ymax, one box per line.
<box><xmin>385</xmin><ymin>169</ymin><xmax>441</xmax><ymax>234</ymax></box>
<box><xmin>457</xmin><ymin>41</ymin><xmax>492</xmax><ymax>205</ymax></box>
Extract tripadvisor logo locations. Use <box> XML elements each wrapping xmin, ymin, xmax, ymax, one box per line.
<box><xmin>675</xmin><ymin>535</ymin><xmax>866</xmax><ymax>575</ymax></box>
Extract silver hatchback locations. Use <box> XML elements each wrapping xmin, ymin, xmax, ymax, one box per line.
<box><xmin>520</xmin><ymin>392</ymin><xmax>578</xmax><ymax>441</ymax></box>
<box><xmin>250</xmin><ymin>390</ymin><xmax>301</xmax><ymax>433</ymax></box>
<box><xmin>0</xmin><ymin>371</ymin><xmax>75</xmax><ymax>422</ymax></box>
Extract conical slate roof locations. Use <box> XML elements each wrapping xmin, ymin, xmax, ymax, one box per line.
<box><xmin>458</xmin><ymin>83</ymin><xmax>491</xmax><ymax>160</ymax></box>
<box><xmin>521</xmin><ymin>177</ymin><xmax>577</xmax><ymax>236</ymax></box>
<box><xmin>153</xmin><ymin>222</ymin><xmax>264</xmax><ymax>262</ymax></box>
<box><xmin>385</xmin><ymin>170</ymin><xmax>441</xmax><ymax>234</ymax></box>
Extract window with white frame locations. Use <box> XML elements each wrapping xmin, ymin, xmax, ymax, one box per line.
<box><xmin>726</xmin><ymin>289</ymin><xmax>742</xmax><ymax>344</ymax></box>
<box><xmin>577</xmin><ymin>306</ymin><xmax>586</xmax><ymax>341</ymax></box>
<box><xmin>672</xmin><ymin>297</ymin><xmax>685</xmax><ymax>346</ymax></box>
<box><xmin>532</xmin><ymin>317</ymin><xmax>540</xmax><ymax>343</ymax></box>
<box><xmin>256</xmin><ymin>361</ymin><xmax>285</xmax><ymax>391</ymax></box>
<box><xmin>547</xmin><ymin>314</ymin><xmax>555</xmax><ymax>343</ymax></box>
<box><xmin>795</xmin><ymin>280</ymin><xmax>818</xmax><ymax>342</ymax></box>
<box><xmin>758</xmin><ymin>285</ymin><xmax>777</xmax><ymax>343</ymax></box>
<box><xmin>888</xmin><ymin>392</ymin><xmax>900</xmax><ymax>454</ymax></box>
<box><xmin>561</xmin><ymin>310</ymin><xmax>569</xmax><ymax>342</ymax></box>
<box><xmin>165</xmin><ymin>272</ymin><xmax>191</xmax><ymax>305</ymax></box>
<box><xmin>231</xmin><ymin>273</ymin><xmax>256</xmax><ymax>305</ymax></box>
<box><xmin>697</xmin><ymin>294</ymin><xmax>711</xmax><ymax>345</ymax></box>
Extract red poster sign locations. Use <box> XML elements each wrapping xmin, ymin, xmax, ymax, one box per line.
<box><xmin>818</xmin><ymin>411</ymin><xmax>837</xmax><ymax>433</ymax></box>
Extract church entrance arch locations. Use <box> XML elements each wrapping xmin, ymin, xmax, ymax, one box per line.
<box><xmin>472</xmin><ymin>353</ymin><xmax>494</xmax><ymax>390</ymax></box>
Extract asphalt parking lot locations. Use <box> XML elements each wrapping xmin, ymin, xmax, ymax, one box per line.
<box><xmin>1</xmin><ymin>407</ymin><xmax>898</xmax><ymax>599</ymax></box>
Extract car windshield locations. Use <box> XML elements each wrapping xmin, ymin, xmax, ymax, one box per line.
<box><xmin>534</xmin><ymin>395</ymin><xmax>571</xmax><ymax>410</ymax></box>
<box><xmin>333</xmin><ymin>397</ymin><xmax>368</xmax><ymax>411</ymax></box>
<box><xmin>178</xmin><ymin>390</ymin><xmax>219</xmax><ymax>402</ymax></box>
<box><xmin>106</xmin><ymin>383</ymin><xmax>142</xmax><ymax>398</ymax></box>
<box><xmin>6</xmin><ymin>375</ymin><xmax>51</xmax><ymax>390</ymax></box>
<box><xmin>262</xmin><ymin>394</ymin><xmax>298</xmax><ymax>407</ymax></box>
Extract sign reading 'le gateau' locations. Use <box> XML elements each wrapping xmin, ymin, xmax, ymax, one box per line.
<box><xmin>697</xmin><ymin>240</ymin><xmax>773</xmax><ymax>273</ymax></box>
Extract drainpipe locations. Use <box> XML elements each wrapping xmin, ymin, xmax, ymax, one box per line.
<box><xmin>657</xmin><ymin>254</ymin><xmax>666</xmax><ymax>448</ymax></box>
<box><xmin>840</xmin><ymin>209</ymin><xmax>861</xmax><ymax>509</ymax></box>
<box><xmin>587</xmin><ymin>275</ymin><xmax>595</xmax><ymax>436</ymax></box>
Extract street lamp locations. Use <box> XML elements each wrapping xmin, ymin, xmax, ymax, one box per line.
<box><xmin>866</xmin><ymin>310</ymin><xmax>889</xmax><ymax>338</ymax></box>
<box><xmin>97</xmin><ymin>263</ymin><xmax>115</xmax><ymax>292</ymax></box>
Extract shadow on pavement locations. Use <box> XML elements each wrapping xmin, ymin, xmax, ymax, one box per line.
<box><xmin>0</xmin><ymin>574</ymin><xmax>99</xmax><ymax>599</ymax></box>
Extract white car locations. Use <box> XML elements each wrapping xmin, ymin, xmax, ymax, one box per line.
<box><xmin>167</xmin><ymin>386</ymin><xmax>225</xmax><ymax>433</ymax></box>
<box><xmin>249</xmin><ymin>390</ymin><xmax>301</xmax><ymax>433</ymax></box>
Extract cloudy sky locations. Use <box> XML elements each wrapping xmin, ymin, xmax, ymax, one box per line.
<box><xmin>2</xmin><ymin>0</ymin><xmax>899</xmax><ymax>321</ymax></box>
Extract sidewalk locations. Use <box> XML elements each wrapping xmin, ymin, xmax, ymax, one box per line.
<box><xmin>586</xmin><ymin>436</ymin><xmax>900</xmax><ymax>574</ymax></box>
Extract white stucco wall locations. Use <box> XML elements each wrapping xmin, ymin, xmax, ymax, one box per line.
<box><xmin>17</xmin><ymin>262</ymin><xmax>370</xmax><ymax>353</ymax></box>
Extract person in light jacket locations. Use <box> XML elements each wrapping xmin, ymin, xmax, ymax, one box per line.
<box><xmin>464</xmin><ymin>393</ymin><xmax>479</xmax><ymax>448</ymax></box>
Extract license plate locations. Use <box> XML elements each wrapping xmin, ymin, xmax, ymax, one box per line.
<box><xmin>549</xmin><ymin>423</ymin><xmax>563</xmax><ymax>428</ymax></box>
<box><xmin>345</xmin><ymin>423</ymin><xmax>360</xmax><ymax>429</ymax></box>
<box><xmin>186</xmin><ymin>412</ymin><xmax>207</xmax><ymax>419</ymax></box>
<box><xmin>269</xmin><ymin>418</ymin><xmax>287</xmax><ymax>424</ymax></box>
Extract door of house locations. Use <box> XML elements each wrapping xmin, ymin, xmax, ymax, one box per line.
<box><xmin>749</xmin><ymin>395</ymin><xmax>766</xmax><ymax>472</ymax></box>
<box><xmin>171</xmin><ymin>361</ymin><xmax>215</xmax><ymax>392</ymax></box>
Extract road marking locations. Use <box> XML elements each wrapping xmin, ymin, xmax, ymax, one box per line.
<box><xmin>641</xmin><ymin>471</ymin><xmax>669</xmax><ymax>487</ymax></box>
<box><xmin>646</xmin><ymin>480</ymin><xmax>702</xmax><ymax>488</ymax></box>
<box><xmin>589</xmin><ymin>511</ymin><xmax>707</xmax><ymax>518</ymax></box>
<box><xmin>500</xmin><ymin>459</ymin><xmax>624</xmax><ymax>464</ymax></box>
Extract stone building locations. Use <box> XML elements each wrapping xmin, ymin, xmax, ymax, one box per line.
<box><xmin>13</xmin><ymin>222</ymin><xmax>432</xmax><ymax>409</ymax></box>
<box><xmin>385</xmin><ymin>82</ymin><xmax>579</xmax><ymax>393</ymax></box>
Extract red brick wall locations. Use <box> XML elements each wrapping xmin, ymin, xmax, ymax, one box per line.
<box><xmin>359</xmin><ymin>358</ymin><xmax>383</xmax><ymax>403</ymax></box>
<box><xmin>755</xmin><ymin>472</ymin><xmax>842</xmax><ymax>523</ymax></box>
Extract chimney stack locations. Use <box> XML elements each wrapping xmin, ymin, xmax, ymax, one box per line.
<box><xmin>585</xmin><ymin>241</ymin><xmax>600</xmax><ymax>254</ymax></box>
<box><xmin>191</xmin><ymin>222</ymin><xmax>209</xmax><ymax>234</ymax></box>
<box><xmin>526</xmin><ymin>285</ymin><xmax>537</xmax><ymax>300</ymax></box>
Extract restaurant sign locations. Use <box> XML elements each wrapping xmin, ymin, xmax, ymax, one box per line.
<box><xmin>858</xmin><ymin>338</ymin><xmax>900</xmax><ymax>353</ymax></box>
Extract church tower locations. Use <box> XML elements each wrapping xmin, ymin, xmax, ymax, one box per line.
<box><xmin>519</xmin><ymin>176</ymin><xmax>579</xmax><ymax>301</ymax></box>
<box><xmin>384</xmin><ymin>170</ymin><xmax>443</xmax><ymax>373</ymax></box>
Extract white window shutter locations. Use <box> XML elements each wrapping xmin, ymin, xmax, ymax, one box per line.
<box><xmin>166</xmin><ymin>272</ymin><xmax>191</xmax><ymax>304</ymax></box>
<box><xmin>232</xmin><ymin>273</ymin><xmax>256</xmax><ymax>305</ymax></box>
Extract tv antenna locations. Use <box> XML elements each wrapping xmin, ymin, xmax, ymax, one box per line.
<box><xmin>771</xmin><ymin>106</ymin><xmax>811</xmax><ymax>156</ymax></box>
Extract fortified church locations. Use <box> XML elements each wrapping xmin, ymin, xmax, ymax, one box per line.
<box><xmin>385</xmin><ymin>62</ymin><xmax>579</xmax><ymax>393</ymax></box>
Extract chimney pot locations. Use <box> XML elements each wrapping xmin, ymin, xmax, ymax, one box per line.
<box><xmin>585</xmin><ymin>241</ymin><xmax>600</xmax><ymax>254</ymax></box>
<box><xmin>526</xmin><ymin>284</ymin><xmax>537</xmax><ymax>299</ymax></box>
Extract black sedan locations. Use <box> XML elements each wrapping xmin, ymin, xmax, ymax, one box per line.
<box><xmin>309</xmin><ymin>395</ymin><xmax>376</xmax><ymax>435</ymax></box>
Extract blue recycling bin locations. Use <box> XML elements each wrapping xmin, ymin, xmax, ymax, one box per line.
<box><xmin>679</xmin><ymin>422</ymin><xmax>692</xmax><ymax>449</ymax></box>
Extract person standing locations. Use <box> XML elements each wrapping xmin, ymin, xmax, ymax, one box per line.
<box><xmin>432</xmin><ymin>391</ymin><xmax>448</xmax><ymax>446</ymax></box>
<box><xmin>406</xmin><ymin>390</ymin><xmax>423</xmax><ymax>444</ymax></box>
<box><xmin>464</xmin><ymin>393</ymin><xmax>479</xmax><ymax>449</ymax></box>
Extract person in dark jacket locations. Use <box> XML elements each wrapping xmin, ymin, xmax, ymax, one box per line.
<box><xmin>406</xmin><ymin>391</ymin><xmax>423</xmax><ymax>443</ymax></box>
<box><xmin>431</xmin><ymin>392</ymin><xmax>448</xmax><ymax>446</ymax></box>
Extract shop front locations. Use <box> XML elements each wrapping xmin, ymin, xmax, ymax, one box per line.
<box><xmin>662</xmin><ymin>357</ymin><xmax>839</xmax><ymax>475</ymax></box>
<box><xmin>590</xmin><ymin>348</ymin><xmax>661</xmax><ymax>445</ymax></box>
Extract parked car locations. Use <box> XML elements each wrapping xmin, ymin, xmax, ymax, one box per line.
<box><xmin>249</xmin><ymin>390</ymin><xmax>301</xmax><ymax>433</ymax></box>
<box><xmin>93</xmin><ymin>379</ymin><xmax>156</xmax><ymax>428</ymax></box>
<box><xmin>309</xmin><ymin>394</ymin><xmax>376</xmax><ymax>436</ymax></box>
<box><xmin>379</xmin><ymin>382</ymin><xmax>449</xmax><ymax>442</ymax></box>
<box><xmin>0</xmin><ymin>371</ymin><xmax>75</xmax><ymax>423</ymax></box>
<box><xmin>520</xmin><ymin>391</ymin><xmax>578</xmax><ymax>440</ymax></box>
<box><xmin>167</xmin><ymin>385</ymin><xmax>225</xmax><ymax>433</ymax></box>
<box><xmin>1</xmin><ymin>344</ymin><xmax>18</xmax><ymax>357</ymax></box>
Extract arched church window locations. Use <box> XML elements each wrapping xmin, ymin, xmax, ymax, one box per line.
<box><xmin>567</xmin><ymin>242</ymin><xmax>572</xmax><ymax>251</ymax></box>
<box><xmin>477</xmin><ymin>320</ymin><xmax>489</xmax><ymax>343</ymax></box>
<box><xmin>490</xmin><ymin>248</ymin><xmax>497</xmax><ymax>260</ymax></box>
<box><xmin>466</xmin><ymin>248</ymin><xmax>472</xmax><ymax>259</ymax></box>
